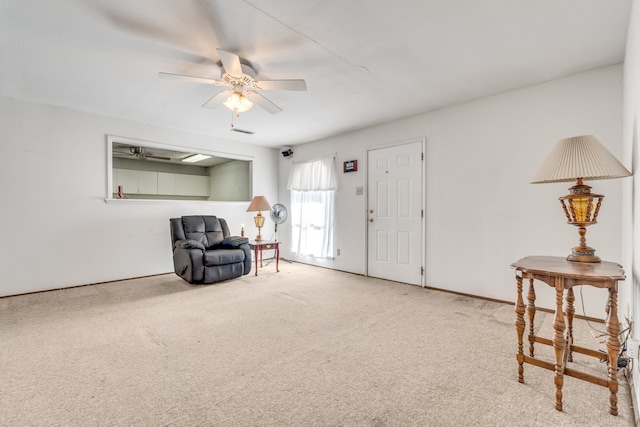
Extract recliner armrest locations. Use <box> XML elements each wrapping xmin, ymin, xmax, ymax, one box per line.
<box><xmin>174</xmin><ymin>239</ymin><xmax>206</xmax><ymax>250</ymax></box>
<box><xmin>214</xmin><ymin>236</ymin><xmax>249</xmax><ymax>249</ymax></box>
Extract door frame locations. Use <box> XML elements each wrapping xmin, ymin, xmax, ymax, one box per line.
<box><xmin>365</xmin><ymin>137</ymin><xmax>426</xmax><ymax>286</ymax></box>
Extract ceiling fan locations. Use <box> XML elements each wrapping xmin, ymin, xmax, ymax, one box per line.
<box><xmin>114</xmin><ymin>146</ymin><xmax>171</xmax><ymax>161</ymax></box>
<box><xmin>159</xmin><ymin>49</ymin><xmax>307</xmax><ymax>116</ymax></box>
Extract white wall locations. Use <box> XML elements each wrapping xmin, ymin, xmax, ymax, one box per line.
<box><xmin>209</xmin><ymin>160</ymin><xmax>251</xmax><ymax>202</ymax></box>
<box><xmin>0</xmin><ymin>65</ymin><xmax>626</xmax><ymax>318</ymax></box>
<box><xmin>0</xmin><ymin>96</ymin><xmax>278</xmax><ymax>297</ymax></box>
<box><xmin>279</xmin><ymin>64</ymin><xmax>625</xmax><ymax>318</ymax></box>
<box><xmin>623</xmin><ymin>0</ymin><xmax>640</xmax><ymax>414</ymax></box>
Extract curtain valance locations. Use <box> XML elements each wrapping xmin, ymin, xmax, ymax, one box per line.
<box><xmin>287</xmin><ymin>157</ymin><xmax>338</xmax><ymax>191</ymax></box>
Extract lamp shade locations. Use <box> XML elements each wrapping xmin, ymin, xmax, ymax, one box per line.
<box><xmin>247</xmin><ymin>196</ymin><xmax>271</xmax><ymax>212</ymax></box>
<box><xmin>531</xmin><ymin>135</ymin><xmax>631</xmax><ymax>184</ymax></box>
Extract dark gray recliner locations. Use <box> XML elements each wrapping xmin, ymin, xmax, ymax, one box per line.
<box><xmin>170</xmin><ymin>215</ymin><xmax>251</xmax><ymax>284</ymax></box>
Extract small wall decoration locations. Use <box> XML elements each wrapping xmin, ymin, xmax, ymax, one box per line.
<box><xmin>343</xmin><ymin>160</ymin><xmax>358</xmax><ymax>173</ymax></box>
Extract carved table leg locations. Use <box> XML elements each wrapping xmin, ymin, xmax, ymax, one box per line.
<box><xmin>606</xmin><ymin>287</ymin><xmax>620</xmax><ymax>416</ymax></box>
<box><xmin>553</xmin><ymin>277</ymin><xmax>566</xmax><ymax>411</ymax></box>
<box><xmin>527</xmin><ymin>278</ymin><xmax>536</xmax><ymax>357</ymax></box>
<box><xmin>515</xmin><ymin>274</ymin><xmax>526</xmax><ymax>383</ymax></box>
<box><xmin>565</xmin><ymin>287</ymin><xmax>575</xmax><ymax>363</ymax></box>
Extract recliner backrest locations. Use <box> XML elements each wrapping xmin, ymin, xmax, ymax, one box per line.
<box><xmin>172</xmin><ymin>216</ymin><xmax>229</xmax><ymax>249</ymax></box>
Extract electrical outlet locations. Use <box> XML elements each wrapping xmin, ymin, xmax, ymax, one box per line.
<box><xmin>356</xmin><ymin>187</ymin><xmax>364</xmax><ymax>195</ymax></box>
<box><xmin>628</xmin><ymin>338</ymin><xmax>640</xmax><ymax>359</ymax></box>
<box><xmin>337</xmin><ymin>249</ymin><xmax>340</xmax><ymax>256</ymax></box>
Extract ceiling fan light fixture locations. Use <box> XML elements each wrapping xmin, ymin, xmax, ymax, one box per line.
<box><xmin>223</xmin><ymin>91</ymin><xmax>253</xmax><ymax>116</ymax></box>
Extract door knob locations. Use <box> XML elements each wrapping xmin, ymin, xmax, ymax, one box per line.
<box><xmin>368</xmin><ymin>218</ymin><xmax>374</xmax><ymax>222</ymax></box>
<box><xmin>368</xmin><ymin>209</ymin><xmax>374</xmax><ymax>214</ymax></box>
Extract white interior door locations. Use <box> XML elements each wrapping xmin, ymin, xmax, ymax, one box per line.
<box><xmin>367</xmin><ymin>141</ymin><xmax>424</xmax><ymax>285</ymax></box>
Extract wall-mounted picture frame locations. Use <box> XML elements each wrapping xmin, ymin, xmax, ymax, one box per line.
<box><xmin>343</xmin><ymin>160</ymin><xmax>357</xmax><ymax>173</ymax></box>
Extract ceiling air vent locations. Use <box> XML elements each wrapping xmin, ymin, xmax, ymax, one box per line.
<box><xmin>230</xmin><ymin>127</ymin><xmax>254</xmax><ymax>135</ymax></box>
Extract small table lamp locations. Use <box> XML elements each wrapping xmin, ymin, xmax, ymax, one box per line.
<box><xmin>531</xmin><ymin>135</ymin><xmax>631</xmax><ymax>263</ymax></box>
<box><xmin>246</xmin><ymin>196</ymin><xmax>272</xmax><ymax>241</ymax></box>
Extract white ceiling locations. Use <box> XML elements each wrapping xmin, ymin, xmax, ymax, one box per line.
<box><xmin>0</xmin><ymin>1</ymin><xmax>632</xmax><ymax>148</ymax></box>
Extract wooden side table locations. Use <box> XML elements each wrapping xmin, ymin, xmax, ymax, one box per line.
<box><xmin>248</xmin><ymin>240</ymin><xmax>280</xmax><ymax>276</ymax></box>
<box><xmin>511</xmin><ymin>256</ymin><xmax>625</xmax><ymax>415</ymax></box>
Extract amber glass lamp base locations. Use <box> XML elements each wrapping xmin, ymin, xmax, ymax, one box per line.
<box><xmin>253</xmin><ymin>212</ymin><xmax>265</xmax><ymax>241</ymax></box>
<box><xmin>559</xmin><ymin>179</ymin><xmax>603</xmax><ymax>263</ymax></box>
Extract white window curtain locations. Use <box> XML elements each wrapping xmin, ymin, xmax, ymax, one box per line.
<box><xmin>287</xmin><ymin>158</ymin><xmax>337</xmax><ymax>258</ymax></box>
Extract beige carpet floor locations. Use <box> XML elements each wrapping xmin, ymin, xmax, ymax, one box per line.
<box><xmin>0</xmin><ymin>262</ymin><xmax>635</xmax><ymax>426</ymax></box>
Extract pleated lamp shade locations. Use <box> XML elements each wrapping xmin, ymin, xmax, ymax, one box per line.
<box><xmin>246</xmin><ymin>196</ymin><xmax>271</xmax><ymax>212</ymax></box>
<box><xmin>531</xmin><ymin>135</ymin><xmax>630</xmax><ymax>184</ymax></box>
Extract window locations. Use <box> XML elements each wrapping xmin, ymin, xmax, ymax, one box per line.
<box><xmin>107</xmin><ymin>136</ymin><xmax>252</xmax><ymax>202</ymax></box>
<box><xmin>287</xmin><ymin>158</ymin><xmax>337</xmax><ymax>258</ymax></box>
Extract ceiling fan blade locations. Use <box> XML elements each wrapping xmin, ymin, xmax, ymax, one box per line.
<box><xmin>159</xmin><ymin>72</ymin><xmax>227</xmax><ymax>86</ymax></box>
<box><xmin>253</xmin><ymin>79</ymin><xmax>307</xmax><ymax>91</ymax></box>
<box><xmin>202</xmin><ymin>90</ymin><xmax>232</xmax><ymax>109</ymax></box>
<box><xmin>217</xmin><ymin>48</ymin><xmax>243</xmax><ymax>76</ymax></box>
<box><xmin>246</xmin><ymin>91</ymin><xmax>282</xmax><ymax>115</ymax></box>
<box><xmin>146</xmin><ymin>155</ymin><xmax>172</xmax><ymax>161</ymax></box>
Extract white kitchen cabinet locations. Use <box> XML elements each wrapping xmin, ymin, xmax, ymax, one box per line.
<box><xmin>114</xmin><ymin>169</ymin><xmax>208</xmax><ymax>197</ymax></box>
<box><xmin>113</xmin><ymin>169</ymin><xmax>157</xmax><ymax>195</ymax></box>
<box><xmin>137</xmin><ymin>171</ymin><xmax>158</xmax><ymax>194</ymax></box>
<box><xmin>157</xmin><ymin>172</ymin><xmax>176</xmax><ymax>195</ymax></box>
<box><xmin>114</xmin><ymin>169</ymin><xmax>143</xmax><ymax>194</ymax></box>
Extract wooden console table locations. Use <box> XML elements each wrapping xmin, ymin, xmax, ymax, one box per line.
<box><xmin>248</xmin><ymin>240</ymin><xmax>280</xmax><ymax>276</ymax></box>
<box><xmin>511</xmin><ymin>256</ymin><xmax>625</xmax><ymax>415</ymax></box>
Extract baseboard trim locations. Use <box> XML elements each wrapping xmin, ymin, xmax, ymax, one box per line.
<box><xmin>422</xmin><ymin>284</ymin><xmax>606</xmax><ymax>324</ymax></box>
<box><xmin>0</xmin><ymin>266</ymin><xmax>606</xmax><ymax>324</ymax></box>
<box><xmin>0</xmin><ymin>272</ymin><xmax>174</xmax><ymax>299</ymax></box>
<box><xmin>284</xmin><ymin>262</ymin><xmax>607</xmax><ymax>323</ymax></box>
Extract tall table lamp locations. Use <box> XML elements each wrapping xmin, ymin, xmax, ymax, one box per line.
<box><xmin>246</xmin><ymin>196</ymin><xmax>272</xmax><ymax>241</ymax></box>
<box><xmin>531</xmin><ymin>135</ymin><xmax>631</xmax><ymax>263</ymax></box>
